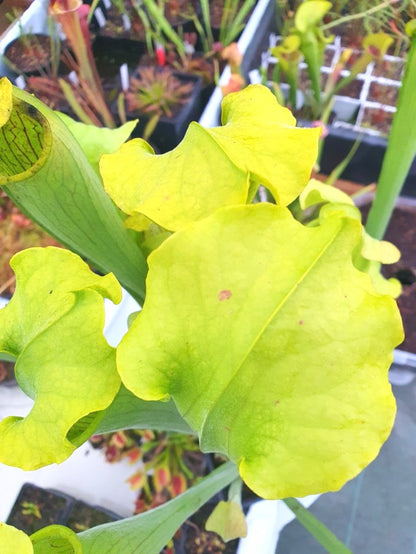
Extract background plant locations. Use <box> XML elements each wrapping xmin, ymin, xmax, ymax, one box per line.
<box><xmin>122</xmin><ymin>66</ymin><xmax>194</xmax><ymax>139</ymax></box>
<box><xmin>90</xmin><ymin>429</ymin><xmax>205</xmax><ymax>513</ymax></box>
<box><xmin>365</xmin><ymin>19</ymin><xmax>416</xmax><ymax>239</ymax></box>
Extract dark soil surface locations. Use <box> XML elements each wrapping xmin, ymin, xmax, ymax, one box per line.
<box><xmin>7</xmin><ymin>484</ymin><xmax>71</xmax><ymax>535</ymax></box>
<box><xmin>96</xmin><ymin>5</ymin><xmax>147</xmax><ymax>41</ymax></box>
<box><xmin>361</xmin><ymin>107</ymin><xmax>394</xmax><ymax>136</ymax></box>
<box><xmin>367</xmin><ymin>81</ymin><xmax>400</xmax><ymax>106</ymax></box>
<box><xmin>66</xmin><ymin>501</ymin><xmax>119</xmax><ymax>533</ymax></box>
<box><xmin>0</xmin><ymin>0</ymin><xmax>31</xmax><ymax>36</ymax></box>
<box><xmin>4</xmin><ymin>34</ymin><xmax>53</xmax><ymax>74</ymax></box>
<box><xmin>372</xmin><ymin>58</ymin><xmax>404</xmax><ymax>81</ymax></box>
<box><xmin>173</xmin><ymin>503</ymin><xmax>240</xmax><ymax>554</ymax></box>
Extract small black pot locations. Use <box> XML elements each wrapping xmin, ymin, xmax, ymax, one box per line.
<box><xmin>6</xmin><ymin>483</ymin><xmax>74</xmax><ymax>535</ymax></box>
<box><xmin>92</xmin><ymin>35</ymin><xmax>146</xmax><ymax>78</ymax></box>
<box><xmin>6</xmin><ymin>483</ymin><xmax>121</xmax><ymax>535</ymax></box>
<box><xmin>125</xmin><ymin>68</ymin><xmax>203</xmax><ymax>153</ymax></box>
<box><xmin>4</xmin><ymin>34</ymin><xmax>56</xmax><ymax>76</ymax></box>
<box><xmin>65</xmin><ymin>500</ymin><xmax>121</xmax><ymax>533</ymax></box>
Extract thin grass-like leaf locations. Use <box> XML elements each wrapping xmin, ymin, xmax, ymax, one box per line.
<box><xmin>284</xmin><ymin>498</ymin><xmax>352</xmax><ymax>553</ymax></box>
<box><xmin>366</xmin><ymin>28</ymin><xmax>416</xmax><ymax>239</ymax></box>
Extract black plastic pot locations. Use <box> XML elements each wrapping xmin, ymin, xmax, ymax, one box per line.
<box><xmin>4</xmin><ymin>34</ymin><xmax>56</xmax><ymax>76</ymax></box>
<box><xmin>65</xmin><ymin>500</ymin><xmax>121</xmax><ymax>533</ymax></box>
<box><xmin>92</xmin><ymin>35</ymin><xmax>146</xmax><ymax>78</ymax></box>
<box><xmin>318</xmin><ymin>126</ymin><xmax>416</xmax><ymax>197</ymax></box>
<box><xmin>6</xmin><ymin>483</ymin><xmax>121</xmax><ymax>535</ymax></box>
<box><xmin>6</xmin><ymin>483</ymin><xmax>74</xmax><ymax>535</ymax></box>
<box><xmin>126</xmin><ymin>69</ymin><xmax>203</xmax><ymax>153</ymax></box>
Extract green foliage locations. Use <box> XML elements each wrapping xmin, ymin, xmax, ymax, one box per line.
<box><xmin>0</xmin><ymin>522</ymin><xmax>33</xmax><ymax>554</ymax></box>
<box><xmin>100</xmin><ymin>85</ymin><xmax>321</xmax><ymax>231</ymax></box>
<box><xmin>117</xmin><ymin>202</ymin><xmax>401</xmax><ymax>499</ymax></box>
<box><xmin>77</xmin><ymin>462</ymin><xmax>238</xmax><ymax>553</ymax></box>
<box><xmin>365</xmin><ymin>20</ymin><xmax>416</xmax><ymax>239</ymax></box>
<box><xmin>0</xmin><ymin>81</ymin><xmax>404</xmax><ymax>551</ymax></box>
<box><xmin>283</xmin><ymin>498</ymin><xmax>352</xmax><ymax>553</ymax></box>
<box><xmin>0</xmin><ymin>247</ymin><xmax>121</xmax><ymax>469</ymax></box>
<box><xmin>299</xmin><ymin>179</ymin><xmax>402</xmax><ymax>297</ymax></box>
<box><xmin>0</xmin><ymin>78</ymin><xmax>147</xmax><ymax>302</ymax></box>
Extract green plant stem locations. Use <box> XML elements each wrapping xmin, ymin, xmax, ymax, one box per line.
<box><xmin>228</xmin><ymin>477</ymin><xmax>243</xmax><ymax>505</ymax></box>
<box><xmin>283</xmin><ymin>498</ymin><xmax>352</xmax><ymax>553</ymax></box>
<box><xmin>220</xmin><ymin>0</ymin><xmax>257</xmax><ymax>46</ymax></box>
<box><xmin>87</xmin><ymin>0</ymin><xmax>101</xmax><ymax>24</ymax></box>
<box><xmin>321</xmin><ymin>0</ymin><xmax>397</xmax><ymax>31</ymax></box>
<box><xmin>365</xmin><ymin>30</ymin><xmax>416</xmax><ymax>239</ymax></box>
<box><xmin>199</xmin><ymin>0</ymin><xmax>214</xmax><ymax>50</ymax></box>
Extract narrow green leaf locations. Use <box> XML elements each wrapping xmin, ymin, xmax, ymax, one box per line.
<box><xmin>283</xmin><ymin>498</ymin><xmax>351</xmax><ymax>553</ymax></box>
<box><xmin>78</xmin><ymin>461</ymin><xmax>239</xmax><ymax>554</ymax></box>
<box><xmin>366</xmin><ymin>32</ymin><xmax>416</xmax><ymax>239</ymax></box>
<box><xmin>0</xmin><ymin>78</ymin><xmax>147</xmax><ymax>302</ymax></box>
<box><xmin>0</xmin><ymin>247</ymin><xmax>121</xmax><ymax>469</ymax></box>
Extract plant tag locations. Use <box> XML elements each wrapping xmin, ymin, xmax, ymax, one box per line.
<box><xmin>14</xmin><ymin>76</ymin><xmax>26</xmax><ymax>90</ymax></box>
<box><xmin>68</xmin><ymin>71</ymin><xmax>79</xmax><ymax>86</ymax></box>
<box><xmin>122</xmin><ymin>14</ymin><xmax>131</xmax><ymax>31</ymax></box>
<box><xmin>120</xmin><ymin>64</ymin><xmax>129</xmax><ymax>92</ymax></box>
<box><xmin>94</xmin><ymin>7</ymin><xmax>106</xmax><ymax>28</ymax></box>
<box><xmin>249</xmin><ymin>69</ymin><xmax>262</xmax><ymax>84</ymax></box>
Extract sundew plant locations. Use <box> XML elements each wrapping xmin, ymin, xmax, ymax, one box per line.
<box><xmin>0</xmin><ymin>77</ymin><xmax>403</xmax><ymax>552</ymax></box>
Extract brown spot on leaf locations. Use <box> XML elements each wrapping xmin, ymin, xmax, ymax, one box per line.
<box><xmin>298</xmin><ymin>320</ymin><xmax>303</xmax><ymax>325</ymax></box>
<box><xmin>218</xmin><ymin>289</ymin><xmax>232</xmax><ymax>301</ymax></box>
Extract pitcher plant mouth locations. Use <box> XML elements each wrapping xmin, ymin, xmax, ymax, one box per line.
<box><xmin>0</xmin><ymin>80</ymin><xmax>52</xmax><ymax>185</ymax></box>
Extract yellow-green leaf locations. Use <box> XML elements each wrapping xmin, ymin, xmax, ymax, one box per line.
<box><xmin>117</xmin><ymin>204</ymin><xmax>403</xmax><ymax>499</ymax></box>
<box><xmin>55</xmin><ymin>112</ymin><xmax>137</xmax><ymax>174</ymax></box>
<box><xmin>0</xmin><ymin>78</ymin><xmax>12</xmax><ymax>127</ymax></box>
<box><xmin>100</xmin><ymin>135</ymin><xmax>249</xmax><ymax>232</ymax></box>
<box><xmin>295</xmin><ymin>1</ymin><xmax>332</xmax><ymax>32</ymax></box>
<box><xmin>0</xmin><ymin>79</ymin><xmax>147</xmax><ymax>302</ymax></box>
<box><xmin>0</xmin><ymin>247</ymin><xmax>122</xmax><ymax>470</ymax></box>
<box><xmin>0</xmin><ymin>522</ymin><xmax>33</xmax><ymax>554</ymax></box>
<box><xmin>31</xmin><ymin>525</ymin><xmax>82</xmax><ymax>554</ymax></box>
<box><xmin>299</xmin><ymin>179</ymin><xmax>354</xmax><ymax>209</ymax></box>
<box><xmin>205</xmin><ymin>501</ymin><xmax>247</xmax><ymax>542</ymax></box>
<box><xmin>100</xmin><ymin>85</ymin><xmax>320</xmax><ymax>231</ymax></box>
<box><xmin>300</xmin><ymin>181</ymin><xmax>401</xmax><ymax>297</ymax></box>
